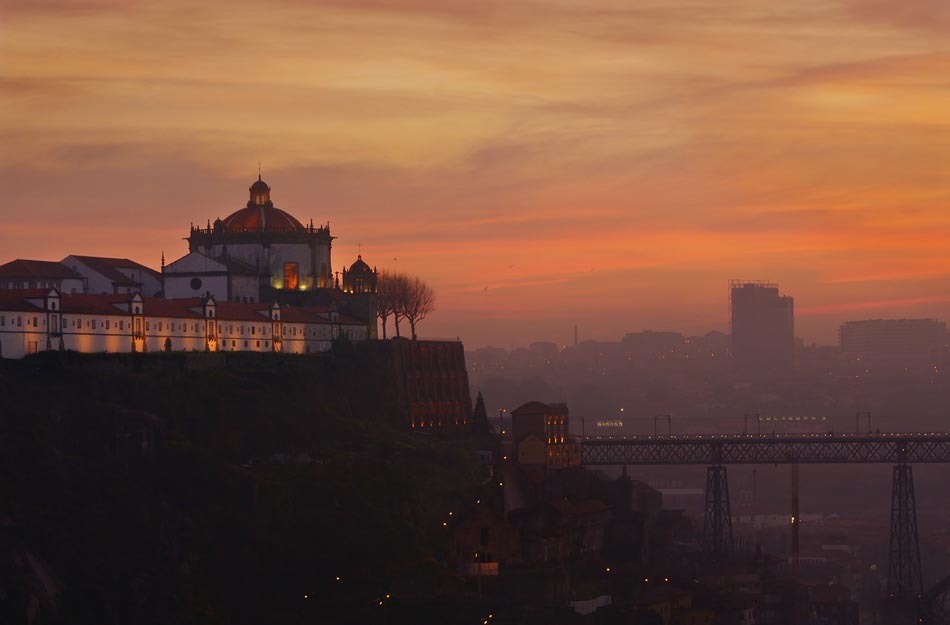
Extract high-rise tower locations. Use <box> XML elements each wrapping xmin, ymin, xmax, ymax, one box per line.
<box><xmin>730</xmin><ymin>280</ymin><xmax>794</xmax><ymax>376</ymax></box>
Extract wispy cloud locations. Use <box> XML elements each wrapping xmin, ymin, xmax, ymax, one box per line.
<box><xmin>2</xmin><ymin>0</ymin><xmax>949</xmax><ymax>345</ymax></box>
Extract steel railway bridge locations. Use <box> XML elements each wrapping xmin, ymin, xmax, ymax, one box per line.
<box><xmin>577</xmin><ymin>432</ymin><xmax>950</xmax><ymax>618</ymax></box>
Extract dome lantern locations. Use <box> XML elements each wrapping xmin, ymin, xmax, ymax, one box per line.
<box><xmin>249</xmin><ymin>175</ymin><xmax>271</xmax><ymax>206</ymax></box>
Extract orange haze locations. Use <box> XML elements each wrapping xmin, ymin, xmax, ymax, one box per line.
<box><xmin>2</xmin><ymin>0</ymin><xmax>950</xmax><ymax>347</ymax></box>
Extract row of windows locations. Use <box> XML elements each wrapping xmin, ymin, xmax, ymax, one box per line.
<box><xmin>220</xmin><ymin>340</ymin><xmax>268</xmax><ymax>349</ymax></box>
<box><xmin>1</xmin><ymin>314</ymin><xmax>363</xmax><ymax>339</ymax></box>
<box><xmin>0</xmin><ymin>315</ymin><xmax>28</xmax><ymax>327</ymax></box>
<box><xmin>3</xmin><ymin>281</ymin><xmax>68</xmax><ymax>290</ymax></box>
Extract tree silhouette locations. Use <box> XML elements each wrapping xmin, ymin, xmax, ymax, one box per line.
<box><xmin>472</xmin><ymin>391</ymin><xmax>492</xmax><ymax>437</ymax></box>
<box><xmin>376</xmin><ymin>271</ymin><xmax>436</xmax><ymax>340</ymax></box>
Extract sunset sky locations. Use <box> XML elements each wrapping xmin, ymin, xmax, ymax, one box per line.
<box><xmin>2</xmin><ymin>0</ymin><xmax>950</xmax><ymax>347</ymax></box>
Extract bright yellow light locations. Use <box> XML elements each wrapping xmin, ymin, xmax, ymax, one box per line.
<box><xmin>605</xmin><ymin>567</ymin><xmax>611</xmax><ymax>573</ymax></box>
<box><xmin>442</xmin><ymin>521</ymin><xmax>447</xmax><ymax>526</ymax></box>
<box><xmin>304</xmin><ymin>594</ymin><xmax>308</xmax><ymax>599</ymax></box>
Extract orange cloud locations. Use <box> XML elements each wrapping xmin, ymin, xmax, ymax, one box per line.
<box><xmin>2</xmin><ymin>0</ymin><xmax>949</xmax><ymax>347</ymax></box>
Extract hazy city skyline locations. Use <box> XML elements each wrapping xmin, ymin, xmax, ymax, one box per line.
<box><xmin>4</xmin><ymin>0</ymin><xmax>950</xmax><ymax>348</ymax></box>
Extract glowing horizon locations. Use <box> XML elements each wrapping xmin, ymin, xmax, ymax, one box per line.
<box><xmin>2</xmin><ymin>0</ymin><xmax>949</xmax><ymax>348</ymax></box>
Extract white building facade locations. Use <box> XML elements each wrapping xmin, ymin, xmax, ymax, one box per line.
<box><xmin>0</xmin><ymin>288</ymin><xmax>367</xmax><ymax>360</ymax></box>
<box><xmin>61</xmin><ymin>255</ymin><xmax>163</xmax><ymax>296</ymax></box>
<box><xmin>166</xmin><ymin>177</ymin><xmax>334</xmax><ymax>302</ymax></box>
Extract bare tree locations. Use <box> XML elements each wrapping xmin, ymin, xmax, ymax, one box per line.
<box><xmin>376</xmin><ymin>270</ymin><xmax>436</xmax><ymax>340</ymax></box>
<box><xmin>376</xmin><ymin>269</ymin><xmax>397</xmax><ymax>339</ymax></box>
<box><xmin>403</xmin><ymin>275</ymin><xmax>436</xmax><ymax>340</ymax></box>
<box><xmin>391</xmin><ymin>272</ymin><xmax>411</xmax><ymax>338</ymax></box>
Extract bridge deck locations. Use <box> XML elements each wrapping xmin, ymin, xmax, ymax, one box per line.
<box><xmin>578</xmin><ymin>433</ymin><xmax>950</xmax><ymax>465</ymax></box>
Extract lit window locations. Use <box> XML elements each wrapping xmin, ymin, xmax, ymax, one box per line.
<box><xmin>284</xmin><ymin>263</ymin><xmax>299</xmax><ymax>290</ymax></box>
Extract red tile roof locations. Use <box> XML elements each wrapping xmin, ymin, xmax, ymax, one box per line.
<box><xmin>142</xmin><ymin>297</ymin><xmax>203</xmax><ymax>319</ymax></box>
<box><xmin>0</xmin><ymin>290</ymin><xmax>368</xmax><ymax>327</ymax></box>
<box><xmin>67</xmin><ymin>255</ymin><xmax>161</xmax><ymax>285</ymax></box>
<box><xmin>0</xmin><ymin>291</ymin><xmax>44</xmax><ymax>312</ymax></box>
<box><xmin>59</xmin><ymin>294</ymin><xmax>135</xmax><ymax>315</ymax></box>
<box><xmin>0</xmin><ymin>259</ymin><xmax>83</xmax><ymax>279</ymax></box>
<box><xmin>213</xmin><ymin>301</ymin><xmax>273</xmax><ymax>322</ymax></box>
<box><xmin>279</xmin><ymin>307</ymin><xmax>328</xmax><ymax>323</ymax></box>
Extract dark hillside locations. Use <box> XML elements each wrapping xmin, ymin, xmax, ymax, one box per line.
<box><xmin>0</xmin><ymin>348</ymin><xmax>484</xmax><ymax>625</ymax></box>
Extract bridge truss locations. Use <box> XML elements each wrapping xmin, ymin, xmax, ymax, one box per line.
<box><xmin>579</xmin><ymin>434</ymin><xmax>950</xmax><ymax>465</ymax></box>
<box><xmin>577</xmin><ymin>432</ymin><xmax>950</xmax><ymax>602</ymax></box>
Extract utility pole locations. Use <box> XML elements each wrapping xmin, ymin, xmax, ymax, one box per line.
<box><xmin>791</xmin><ymin>463</ymin><xmax>800</xmax><ymax>574</ymax></box>
<box><xmin>475</xmin><ymin>552</ymin><xmax>482</xmax><ymax>597</ymax></box>
<box><xmin>654</xmin><ymin>414</ymin><xmax>671</xmax><ymax>438</ymax></box>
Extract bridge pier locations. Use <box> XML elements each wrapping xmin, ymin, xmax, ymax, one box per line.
<box><xmin>887</xmin><ymin>462</ymin><xmax>922</xmax><ymax>599</ymax></box>
<box><xmin>703</xmin><ymin>464</ymin><xmax>733</xmax><ymax>558</ymax></box>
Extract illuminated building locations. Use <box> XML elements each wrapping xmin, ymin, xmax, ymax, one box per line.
<box><xmin>165</xmin><ymin>176</ymin><xmax>336</xmax><ymax>299</ymax></box>
<box><xmin>160</xmin><ymin>176</ymin><xmax>377</xmax><ymax>335</ymax></box>
<box><xmin>384</xmin><ymin>338</ymin><xmax>471</xmax><ymax>429</ymax></box>
<box><xmin>341</xmin><ymin>255</ymin><xmax>379</xmax><ymax>339</ymax></box>
<box><xmin>510</xmin><ymin>401</ymin><xmax>580</xmax><ymax>469</ymax></box>
<box><xmin>0</xmin><ymin>288</ymin><xmax>367</xmax><ymax>359</ymax></box>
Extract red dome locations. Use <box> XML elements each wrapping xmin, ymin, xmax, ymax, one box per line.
<box><xmin>221</xmin><ymin>205</ymin><xmax>304</xmax><ymax>233</ymax></box>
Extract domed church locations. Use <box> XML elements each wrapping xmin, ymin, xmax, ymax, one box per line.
<box><xmin>163</xmin><ymin>176</ymin><xmax>377</xmax><ymax>336</ymax></box>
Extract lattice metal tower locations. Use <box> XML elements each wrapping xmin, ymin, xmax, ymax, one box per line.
<box><xmin>703</xmin><ymin>464</ymin><xmax>734</xmax><ymax>558</ymax></box>
<box><xmin>888</xmin><ymin>463</ymin><xmax>923</xmax><ymax>599</ymax></box>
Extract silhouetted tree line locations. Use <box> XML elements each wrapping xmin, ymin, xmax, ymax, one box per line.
<box><xmin>376</xmin><ymin>270</ymin><xmax>436</xmax><ymax>340</ymax></box>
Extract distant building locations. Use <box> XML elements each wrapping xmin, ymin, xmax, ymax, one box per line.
<box><xmin>730</xmin><ymin>280</ymin><xmax>794</xmax><ymax>376</ymax></box>
<box><xmin>510</xmin><ymin>401</ymin><xmax>580</xmax><ymax>469</ymax></box>
<box><xmin>448</xmin><ymin>506</ymin><xmax>520</xmax><ymax>577</ymax></box>
<box><xmin>0</xmin><ymin>259</ymin><xmax>85</xmax><ymax>294</ymax></box>
<box><xmin>622</xmin><ymin>330</ymin><xmax>685</xmax><ymax>362</ymax></box>
<box><xmin>839</xmin><ymin>318</ymin><xmax>946</xmax><ymax>369</ymax></box>
<box><xmin>61</xmin><ymin>254</ymin><xmax>163</xmax><ymax>297</ymax></box>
